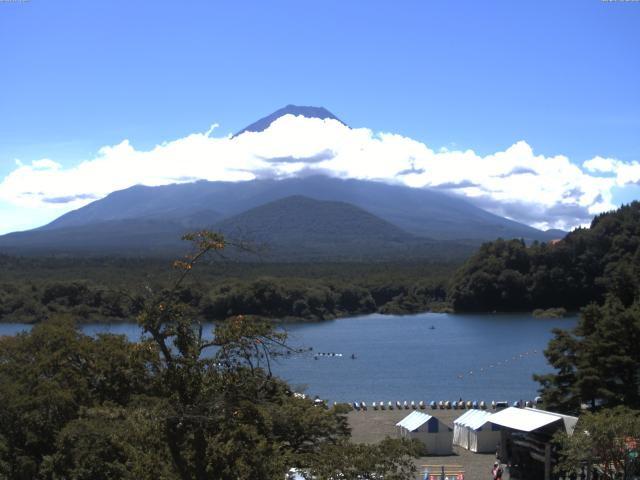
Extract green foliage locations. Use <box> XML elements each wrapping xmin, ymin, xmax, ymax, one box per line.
<box><xmin>0</xmin><ymin>232</ymin><xmax>419</xmax><ymax>479</ymax></box>
<box><xmin>0</xmin><ymin>256</ymin><xmax>456</xmax><ymax>323</ymax></box>
<box><xmin>303</xmin><ymin>437</ymin><xmax>421</xmax><ymax>480</ymax></box>
<box><xmin>536</xmin><ymin>298</ymin><xmax>640</xmax><ymax>414</ymax></box>
<box><xmin>449</xmin><ymin>202</ymin><xmax>640</xmax><ymax>312</ymax></box>
<box><xmin>0</xmin><ymin>315</ymin><xmax>158</xmax><ymax>479</ymax></box>
<box><xmin>554</xmin><ymin>407</ymin><xmax>640</xmax><ymax>479</ymax></box>
<box><xmin>448</xmin><ymin>239</ymin><xmax>531</xmax><ymax>311</ymax></box>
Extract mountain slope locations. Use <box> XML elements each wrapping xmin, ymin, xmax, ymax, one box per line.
<box><xmin>38</xmin><ymin>176</ymin><xmax>557</xmax><ymax>243</ymax></box>
<box><xmin>0</xmin><ymin>195</ymin><xmax>475</xmax><ymax>260</ymax></box>
<box><xmin>0</xmin><ymin>101</ymin><xmax>564</xmax><ymax>258</ymax></box>
<box><xmin>220</xmin><ymin>176</ymin><xmax>557</xmax><ymax>242</ymax></box>
<box><xmin>212</xmin><ymin>195</ymin><xmax>472</xmax><ymax>261</ymax></box>
<box><xmin>215</xmin><ymin>195</ymin><xmax>410</xmax><ymax>242</ymax></box>
<box><xmin>233</xmin><ymin>104</ymin><xmax>345</xmax><ymax>137</ymax></box>
<box><xmin>0</xmin><ymin>219</ymin><xmax>191</xmax><ymax>255</ymax></box>
<box><xmin>41</xmin><ymin>182</ymin><xmax>224</xmax><ymax>230</ymax></box>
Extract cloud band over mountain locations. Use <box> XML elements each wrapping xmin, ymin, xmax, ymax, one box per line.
<box><xmin>2</xmin><ymin>114</ymin><xmax>639</xmax><ymax>232</ymax></box>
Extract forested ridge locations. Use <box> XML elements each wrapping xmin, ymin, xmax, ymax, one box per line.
<box><xmin>0</xmin><ymin>257</ymin><xmax>455</xmax><ymax>324</ymax></box>
<box><xmin>4</xmin><ymin>202</ymin><xmax>640</xmax><ymax>323</ymax></box>
<box><xmin>443</xmin><ymin>203</ymin><xmax>640</xmax><ymax>475</ymax></box>
<box><xmin>527</xmin><ymin>203</ymin><xmax>640</xmax><ymax>476</ymax></box>
<box><xmin>449</xmin><ymin>202</ymin><xmax>640</xmax><ymax>312</ymax></box>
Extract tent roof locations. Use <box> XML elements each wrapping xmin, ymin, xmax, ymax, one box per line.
<box><xmin>489</xmin><ymin>407</ymin><xmax>572</xmax><ymax>433</ymax></box>
<box><xmin>396</xmin><ymin>411</ymin><xmax>433</xmax><ymax>432</ymax></box>
<box><xmin>524</xmin><ymin>407</ymin><xmax>578</xmax><ymax>435</ymax></box>
<box><xmin>454</xmin><ymin>409</ymin><xmax>493</xmax><ymax>430</ymax></box>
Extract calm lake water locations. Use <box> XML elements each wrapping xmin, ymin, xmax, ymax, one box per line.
<box><xmin>1</xmin><ymin>312</ymin><xmax>576</xmax><ymax>404</ymax></box>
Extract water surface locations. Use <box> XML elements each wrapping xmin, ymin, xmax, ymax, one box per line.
<box><xmin>1</xmin><ymin>312</ymin><xmax>576</xmax><ymax>403</ymax></box>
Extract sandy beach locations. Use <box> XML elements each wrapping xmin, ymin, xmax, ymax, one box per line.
<box><xmin>348</xmin><ymin>407</ymin><xmax>510</xmax><ymax>480</ymax></box>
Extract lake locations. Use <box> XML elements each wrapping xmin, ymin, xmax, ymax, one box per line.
<box><xmin>1</xmin><ymin>312</ymin><xmax>576</xmax><ymax>404</ymax></box>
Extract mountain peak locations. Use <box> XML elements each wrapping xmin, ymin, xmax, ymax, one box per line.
<box><xmin>234</xmin><ymin>105</ymin><xmax>345</xmax><ymax>137</ymax></box>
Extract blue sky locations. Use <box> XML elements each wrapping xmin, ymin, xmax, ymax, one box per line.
<box><xmin>1</xmin><ymin>0</ymin><xmax>639</xmax><ymax>234</ymax></box>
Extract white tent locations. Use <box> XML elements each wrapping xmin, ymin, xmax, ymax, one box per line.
<box><xmin>488</xmin><ymin>407</ymin><xmax>577</xmax><ymax>435</ymax></box>
<box><xmin>453</xmin><ymin>409</ymin><xmax>501</xmax><ymax>453</ymax></box>
<box><xmin>396</xmin><ymin>411</ymin><xmax>453</xmax><ymax>455</ymax></box>
<box><xmin>488</xmin><ymin>407</ymin><xmax>579</xmax><ymax>480</ymax></box>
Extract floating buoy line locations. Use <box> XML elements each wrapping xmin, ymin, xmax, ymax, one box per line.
<box><xmin>313</xmin><ymin>352</ymin><xmax>344</xmax><ymax>359</ymax></box>
<box><xmin>455</xmin><ymin>349</ymin><xmax>539</xmax><ymax>380</ymax></box>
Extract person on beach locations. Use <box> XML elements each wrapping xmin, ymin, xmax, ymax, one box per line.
<box><xmin>492</xmin><ymin>461</ymin><xmax>503</xmax><ymax>479</ymax></box>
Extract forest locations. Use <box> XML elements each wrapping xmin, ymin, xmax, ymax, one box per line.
<box><xmin>2</xmin><ymin>203</ymin><xmax>640</xmax><ymax>325</ymax></box>
<box><xmin>448</xmin><ymin>202</ymin><xmax>640</xmax><ymax>313</ymax></box>
<box><xmin>532</xmin><ymin>206</ymin><xmax>640</xmax><ymax>477</ymax></box>
<box><xmin>1</xmin><ymin>207</ymin><xmax>640</xmax><ymax>477</ymax></box>
<box><xmin>0</xmin><ymin>256</ymin><xmax>454</xmax><ymax>324</ymax></box>
<box><xmin>442</xmin><ymin>204</ymin><xmax>640</xmax><ymax>475</ymax></box>
<box><xmin>0</xmin><ymin>233</ymin><xmax>421</xmax><ymax>479</ymax></box>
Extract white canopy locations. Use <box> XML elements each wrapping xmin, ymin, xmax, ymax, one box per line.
<box><xmin>453</xmin><ymin>409</ymin><xmax>500</xmax><ymax>453</ymax></box>
<box><xmin>396</xmin><ymin>411</ymin><xmax>453</xmax><ymax>455</ymax></box>
<box><xmin>454</xmin><ymin>409</ymin><xmax>493</xmax><ymax>430</ymax></box>
<box><xmin>395</xmin><ymin>411</ymin><xmax>432</xmax><ymax>432</ymax></box>
<box><xmin>489</xmin><ymin>407</ymin><xmax>577</xmax><ymax>434</ymax></box>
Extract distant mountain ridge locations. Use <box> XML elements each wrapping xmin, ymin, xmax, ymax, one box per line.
<box><xmin>38</xmin><ymin>175</ymin><xmax>558</xmax><ymax>243</ymax></box>
<box><xmin>0</xmin><ymin>176</ymin><xmax>560</xmax><ymax>260</ymax></box>
<box><xmin>0</xmin><ymin>192</ymin><xmax>473</xmax><ymax>260</ymax></box>
<box><xmin>233</xmin><ymin>104</ymin><xmax>345</xmax><ymax>137</ymax></box>
<box><xmin>0</xmin><ymin>105</ymin><xmax>565</xmax><ymax>259</ymax></box>
<box><xmin>211</xmin><ymin>195</ymin><xmax>429</xmax><ymax>260</ymax></box>
<box><xmin>215</xmin><ymin>195</ymin><xmax>411</xmax><ymax>241</ymax></box>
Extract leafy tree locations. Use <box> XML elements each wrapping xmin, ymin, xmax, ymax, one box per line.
<box><xmin>135</xmin><ymin>231</ymin><xmax>418</xmax><ymax>479</ymax></box>
<box><xmin>449</xmin><ymin>202</ymin><xmax>640</xmax><ymax>312</ymax></box>
<box><xmin>536</xmin><ymin>298</ymin><xmax>640</xmax><ymax>414</ymax></box>
<box><xmin>533</xmin><ymin>328</ymin><xmax>580</xmax><ymax>414</ymax></box>
<box><xmin>41</xmin><ymin>403</ymin><xmax>178</xmax><ymax>480</ymax></box>
<box><xmin>304</xmin><ymin>437</ymin><xmax>420</xmax><ymax>480</ymax></box>
<box><xmin>0</xmin><ymin>231</ymin><xmax>420</xmax><ymax>479</ymax></box>
<box><xmin>0</xmin><ymin>315</ymin><xmax>158</xmax><ymax>479</ymax></box>
<box><xmin>555</xmin><ymin>407</ymin><xmax>640</xmax><ymax>479</ymax></box>
<box><xmin>449</xmin><ymin>238</ymin><xmax>531</xmax><ymax>311</ymax></box>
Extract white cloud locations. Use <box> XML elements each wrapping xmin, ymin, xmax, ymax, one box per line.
<box><xmin>615</xmin><ymin>161</ymin><xmax>640</xmax><ymax>186</ymax></box>
<box><xmin>0</xmin><ymin>114</ymin><xmax>636</xmax><ymax>233</ymax></box>
<box><xmin>583</xmin><ymin>156</ymin><xmax>619</xmax><ymax>174</ymax></box>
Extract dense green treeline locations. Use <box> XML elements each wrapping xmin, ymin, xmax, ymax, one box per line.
<box><xmin>0</xmin><ymin>317</ymin><xmax>418</xmax><ymax>480</ymax></box>
<box><xmin>535</xmin><ymin>251</ymin><xmax>640</xmax><ymax>476</ymax></box>
<box><xmin>439</xmin><ymin>205</ymin><xmax>640</xmax><ymax>475</ymax></box>
<box><xmin>0</xmin><ymin>232</ymin><xmax>420</xmax><ymax>479</ymax></box>
<box><xmin>0</xmin><ymin>257</ymin><xmax>455</xmax><ymax>323</ymax></box>
<box><xmin>449</xmin><ymin>202</ymin><xmax>640</xmax><ymax>312</ymax></box>
<box><xmin>526</xmin><ymin>204</ymin><xmax>640</xmax><ymax>418</ymax></box>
